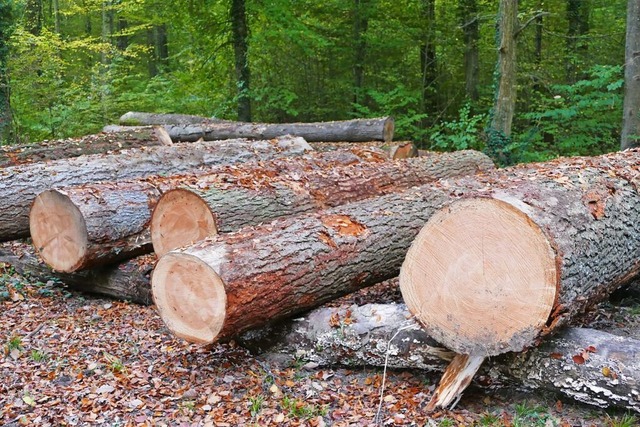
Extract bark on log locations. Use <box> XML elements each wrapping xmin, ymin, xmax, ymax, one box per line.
<box><xmin>152</xmin><ymin>149</ymin><xmax>640</xmax><ymax>348</ymax></box>
<box><xmin>0</xmin><ymin>137</ymin><xmax>311</xmax><ymax>243</ymax></box>
<box><xmin>30</xmin><ymin>147</ymin><xmax>390</xmax><ymax>272</ymax></box>
<box><xmin>119</xmin><ymin>111</ymin><xmax>226</xmax><ymax>126</ymax></box>
<box><xmin>105</xmin><ymin>117</ymin><xmax>395</xmax><ymax>143</ymax></box>
<box><xmin>0</xmin><ymin>241</ymin><xmax>153</xmax><ymax>305</ymax></box>
<box><xmin>240</xmin><ymin>303</ymin><xmax>640</xmax><ymax>412</ymax></box>
<box><xmin>310</xmin><ymin>141</ymin><xmax>418</xmax><ymax>160</ymax></box>
<box><xmin>0</xmin><ymin>127</ymin><xmax>171</xmax><ymax>167</ymax></box>
<box><xmin>399</xmin><ymin>149</ymin><xmax>640</xmax><ymax>408</ymax></box>
<box><xmin>151</xmin><ymin>150</ymin><xmax>495</xmax><ymax>257</ymax></box>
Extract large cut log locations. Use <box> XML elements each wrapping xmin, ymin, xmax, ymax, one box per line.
<box><xmin>152</xmin><ymin>150</ymin><xmax>640</xmax><ymax>347</ymax></box>
<box><xmin>105</xmin><ymin>117</ymin><xmax>395</xmax><ymax>143</ymax></box>
<box><xmin>151</xmin><ymin>150</ymin><xmax>495</xmax><ymax>257</ymax></box>
<box><xmin>30</xmin><ymin>147</ymin><xmax>391</xmax><ymax>272</ymax></box>
<box><xmin>119</xmin><ymin>111</ymin><xmax>227</xmax><ymax>126</ymax></box>
<box><xmin>0</xmin><ymin>241</ymin><xmax>153</xmax><ymax>304</ymax></box>
<box><xmin>0</xmin><ymin>127</ymin><xmax>171</xmax><ymax>167</ymax></box>
<box><xmin>0</xmin><ymin>137</ymin><xmax>311</xmax><ymax>243</ymax></box>
<box><xmin>239</xmin><ymin>303</ymin><xmax>640</xmax><ymax>413</ymax></box>
<box><xmin>399</xmin><ymin>150</ymin><xmax>640</xmax><ymax>409</ymax></box>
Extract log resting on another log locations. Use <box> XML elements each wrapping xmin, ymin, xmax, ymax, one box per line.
<box><xmin>0</xmin><ymin>127</ymin><xmax>171</xmax><ymax>168</ymax></box>
<box><xmin>151</xmin><ymin>150</ymin><xmax>495</xmax><ymax>257</ymax></box>
<box><xmin>118</xmin><ymin>111</ymin><xmax>228</xmax><ymax>126</ymax></box>
<box><xmin>105</xmin><ymin>117</ymin><xmax>395</xmax><ymax>143</ymax></box>
<box><xmin>1</xmin><ymin>137</ymin><xmax>309</xmax><ymax>243</ymax></box>
<box><xmin>239</xmin><ymin>303</ymin><xmax>640</xmax><ymax>413</ymax></box>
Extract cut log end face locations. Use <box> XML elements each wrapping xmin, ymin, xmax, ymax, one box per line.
<box><xmin>30</xmin><ymin>190</ymin><xmax>88</xmax><ymax>273</ymax></box>
<box><xmin>151</xmin><ymin>189</ymin><xmax>218</xmax><ymax>257</ymax></box>
<box><xmin>152</xmin><ymin>252</ymin><xmax>226</xmax><ymax>344</ymax></box>
<box><xmin>383</xmin><ymin>117</ymin><xmax>395</xmax><ymax>143</ymax></box>
<box><xmin>399</xmin><ymin>198</ymin><xmax>558</xmax><ymax>356</ymax></box>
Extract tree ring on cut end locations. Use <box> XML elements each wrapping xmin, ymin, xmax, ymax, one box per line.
<box><xmin>400</xmin><ymin>197</ymin><xmax>558</xmax><ymax>356</ymax></box>
<box><xmin>152</xmin><ymin>252</ymin><xmax>226</xmax><ymax>344</ymax></box>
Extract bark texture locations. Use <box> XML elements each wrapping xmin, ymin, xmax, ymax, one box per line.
<box><xmin>621</xmin><ymin>0</ymin><xmax>640</xmax><ymax>149</ymax></box>
<box><xmin>241</xmin><ymin>303</ymin><xmax>640</xmax><ymax>413</ymax></box>
<box><xmin>0</xmin><ymin>241</ymin><xmax>152</xmax><ymax>305</ymax></box>
<box><xmin>1</xmin><ymin>137</ymin><xmax>310</xmax><ymax>242</ymax></box>
<box><xmin>32</xmin><ymin>147</ymin><xmax>389</xmax><ymax>271</ymax></box>
<box><xmin>151</xmin><ymin>150</ymin><xmax>495</xmax><ymax>256</ymax></box>
<box><xmin>0</xmin><ymin>127</ymin><xmax>171</xmax><ymax>167</ymax></box>
<box><xmin>119</xmin><ymin>111</ymin><xmax>226</xmax><ymax>126</ymax></box>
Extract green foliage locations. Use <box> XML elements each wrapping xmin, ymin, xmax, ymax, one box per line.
<box><xmin>30</xmin><ymin>349</ymin><xmax>47</xmax><ymax>362</ymax></box>
<box><xmin>249</xmin><ymin>394</ymin><xmax>264</xmax><ymax>417</ymax></box>
<box><xmin>281</xmin><ymin>395</ymin><xmax>327</xmax><ymax>420</ymax></box>
<box><xmin>429</xmin><ymin>103</ymin><xmax>487</xmax><ymax>151</ymax></box>
<box><xmin>607</xmin><ymin>413</ymin><xmax>638</xmax><ymax>427</ymax></box>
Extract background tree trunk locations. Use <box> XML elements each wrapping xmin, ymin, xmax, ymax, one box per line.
<box><xmin>621</xmin><ymin>0</ymin><xmax>640</xmax><ymax>150</ymax></box>
<box><xmin>231</xmin><ymin>0</ymin><xmax>251</xmax><ymax>122</ymax></box>
<box><xmin>420</xmin><ymin>0</ymin><xmax>439</xmax><ymax>119</ymax></box>
<box><xmin>566</xmin><ymin>0</ymin><xmax>590</xmax><ymax>83</ymax></box>
<box><xmin>0</xmin><ymin>0</ymin><xmax>15</xmax><ymax>144</ymax></box>
<box><xmin>352</xmin><ymin>0</ymin><xmax>370</xmax><ymax>107</ymax></box>
<box><xmin>459</xmin><ymin>0</ymin><xmax>479</xmax><ymax>101</ymax></box>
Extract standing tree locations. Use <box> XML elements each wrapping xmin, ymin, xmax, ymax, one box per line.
<box><xmin>420</xmin><ymin>0</ymin><xmax>439</xmax><ymax>118</ymax></box>
<box><xmin>352</xmin><ymin>0</ymin><xmax>369</xmax><ymax>107</ymax></box>
<box><xmin>459</xmin><ymin>0</ymin><xmax>479</xmax><ymax>101</ymax></box>
<box><xmin>621</xmin><ymin>0</ymin><xmax>640</xmax><ymax>149</ymax></box>
<box><xmin>566</xmin><ymin>0</ymin><xmax>590</xmax><ymax>83</ymax></box>
<box><xmin>231</xmin><ymin>0</ymin><xmax>251</xmax><ymax>122</ymax></box>
<box><xmin>0</xmin><ymin>0</ymin><xmax>15</xmax><ymax>144</ymax></box>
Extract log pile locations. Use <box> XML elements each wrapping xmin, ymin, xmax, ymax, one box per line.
<box><xmin>3</xmin><ymin>113</ymin><xmax>640</xmax><ymax>413</ymax></box>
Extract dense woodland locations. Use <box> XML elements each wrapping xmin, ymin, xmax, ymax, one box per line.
<box><xmin>0</xmin><ymin>0</ymin><xmax>635</xmax><ymax>164</ymax></box>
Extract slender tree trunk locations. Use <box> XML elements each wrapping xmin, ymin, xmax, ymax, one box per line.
<box><xmin>24</xmin><ymin>0</ymin><xmax>43</xmax><ymax>35</ymax></box>
<box><xmin>420</xmin><ymin>0</ymin><xmax>438</xmax><ymax>117</ymax></box>
<box><xmin>566</xmin><ymin>0</ymin><xmax>590</xmax><ymax>83</ymax></box>
<box><xmin>0</xmin><ymin>0</ymin><xmax>13</xmax><ymax>145</ymax></box>
<box><xmin>52</xmin><ymin>0</ymin><xmax>60</xmax><ymax>34</ymax></box>
<box><xmin>231</xmin><ymin>0</ymin><xmax>251</xmax><ymax>122</ymax></box>
<box><xmin>485</xmin><ymin>0</ymin><xmax>518</xmax><ymax>165</ymax></box>
<box><xmin>352</xmin><ymin>0</ymin><xmax>369</xmax><ymax>106</ymax></box>
<box><xmin>155</xmin><ymin>24</ymin><xmax>169</xmax><ymax>69</ymax></box>
<box><xmin>459</xmin><ymin>0</ymin><xmax>479</xmax><ymax>101</ymax></box>
<box><xmin>147</xmin><ymin>28</ymin><xmax>158</xmax><ymax>77</ymax></box>
<box><xmin>621</xmin><ymin>0</ymin><xmax>640</xmax><ymax>149</ymax></box>
<box><xmin>115</xmin><ymin>16</ymin><xmax>128</xmax><ymax>51</ymax></box>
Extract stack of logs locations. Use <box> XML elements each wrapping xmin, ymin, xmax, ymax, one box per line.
<box><xmin>1</xmin><ymin>111</ymin><xmax>639</xmax><ymax>413</ymax></box>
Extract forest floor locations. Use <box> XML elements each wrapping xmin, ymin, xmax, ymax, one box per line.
<box><xmin>1</xmin><ymin>263</ymin><xmax>639</xmax><ymax>427</ymax></box>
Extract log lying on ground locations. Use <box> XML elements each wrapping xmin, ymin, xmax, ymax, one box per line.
<box><xmin>239</xmin><ymin>303</ymin><xmax>640</xmax><ymax>413</ymax></box>
<box><xmin>0</xmin><ymin>137</ymin><xmax>310</xmax><ymax>243</ymax></box>
<box><xmin>311</xmin><ymin>141</ymin><xmax>418</xmax><ymax>160</ymax></box>
<box><xmin>119</xmin><ymin>111</ymin><xmax>227</xmax><ymax>126</ymax></box>
<box><xmin>0</xmin><ymin>127</ymin><xmax>171</xmax><ymax>167</ymax></box>
<box><xmin>0</xmin><ymin>241</ymin><xmax>153</xmax><ymax>304</ymax></box>
<box><xmin>30</xmin><ymin>147</ymin><xmax>390</xmax><ymax>272</ymax></box>
<box><xmin>106</xmin><ymin>117</ymin><xmax>395</xmax><ymax>143</ymax></box>
<box><xmin>152</xmin><ymin>149</ymin><xmax>640</xmax><ymax>347</ymax></box>
<box><xmin>399</xmin><ymin>150</ymin><xmax>640</xmax><ymax>409</ymax></box>
<box><xmin>151</xmin><ymin>150</ymin><xmax>495</xmax><ymax>257</ymax></box>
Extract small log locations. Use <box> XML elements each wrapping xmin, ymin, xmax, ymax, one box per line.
<box><xmin>119</xmin><ymin>111</ymin><xmax>226</xmax><ymax>126</ymax></box>
<box><xmin>400</xmin><ymin>150</ymin><xmax>640</xmax><ymax>408</ymax></box>
<box><xmin>240</xmin><ymin>303</ymin><xmax>640</xmax><ymax>413</ymax></box>
<box><xmin>0</xmin><ymin>241</ymin><xmax>153</xmax><ymax>304</ymax></box>
<box><xmin>389</xmin><ymin>142</ymin><xmax>419</xmax><ymax>159</ymax></box>
<box><xmin>30</xmin><ymin>147</ymin><xmax>390</xmax><ymax>272</ymax></box>
<box><xmin>151</xmin><ymin>150</ymin><xmax>495</xmax><ymax>257</ymax></box>
<box><xmin>311</xmin><ymin>141</ymin><xmax>418</xmax><ymax>160</ymax></box>
<box><xmin>0</xmin><ymin>127</ymin><xmax>171</xmax><ymax>167</ymax></box>
<box><xmin>0</xmin><ymin>137</ymin><xmax>310</xmax><ymax>243</ymax></box>
<box><xmin>106</xmin><ymin>117</ymin><xmax>395</xmax><ymax>143</ymax></box>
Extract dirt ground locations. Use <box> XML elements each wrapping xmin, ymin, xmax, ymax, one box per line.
<box><xmin>1</xmin><ymin>265</ymin><xmax>639</xmax><ymax>427</ymax></box>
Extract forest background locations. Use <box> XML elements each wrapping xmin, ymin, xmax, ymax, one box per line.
<box><xmin>0</xmin><ymin>0</ymin><xmax>633</xmax><ymax>165</ymax></box>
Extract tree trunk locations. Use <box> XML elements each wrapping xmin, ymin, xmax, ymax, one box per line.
<box><xmin>0</xmin><ymin>0</ymin><xmax>13</xmax><ymax>145</ymax></box>
<box><xmin>0</xmin><ymin>137</ymin><xmax>310</xmax><ymax>242</ymax></box>
<box><xmin>150</xmin><ymin>150</ymin><xmax>495</xmax><ymax>257</ymax></box>
<box><xmin>0</xmin><ymin>127</ymin><xmax>171</xmax><ymax>167</ymax></box>
<box><xmin>241</xmin><ymin>302</ymin><xmax>640</xmax><ymax>413</ymax></box>
<box><xmin>566</xmin><ymin>0</ymin><xmax>590</xmax><ymax>83</ymax></box>
<box><xmin>147</xmin><ymin>117</ymin><xmax>394</xmax><ymax>143</ymax></box>
<box><xmin>621</xmin><ymin>0</ymin><xmax>640</xmax><ymax>149</ymax></box>
<box><xmin>52</xmin><ymin>0</ymin><xmax>60</xmax><ymax>34</ymax></box>
<box><xmin>0</xmin><ymin>241</ymin><xmax>153</xmax><ymax>305</ymax></box>
<box><xmin>400</xmin><ymin>150</ymin><xmax>640</xmax><ymax>408</ymax></box>
<box><xmin>30</xmin><ymin>147</ymin><xmax>391</xmax><ymax>272</ymax></box>
<box><xmin>459</xmin><ymin>0</ymin><xmax>480</xmax><ymax>101</ymax></box>
<box><xmin>118</xmin><ymin>112</ymin><xmax>227</xmax><ymax>126</ymax></box>
<box><xmin>352</xmin><ymin>0</ymin><xmax>370</xmax><ymax>106</ymax></box>
<box><xmin>420</xmin><ymin>0</ymin><xmax>439</xmax><ymax>118</ymax></box>
<box><xmin>486</xmin><ymin>0</ymin><xmax>518</xmax><ymax>165</ymax></box>
<box><xmin>24</xmin><ymin>0</ymin><xmax>43</xmax><ymax>35</ymax></box>
<box><xmin>231</xmin><ymin>0</ymin><xmax>251</xmax><ymax>122</ymax></box>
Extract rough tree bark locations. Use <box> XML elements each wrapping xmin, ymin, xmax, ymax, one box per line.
<box><xmin>0</xmin><ymin>127</ymin><xmax>172</xmax><ymax>167</ymax></box>
<box><xmin>231</xmin><ymin>0</ymin><xmax>251</xmax><ymax>121</ymax></box>
<box><xmin>30</xmin><ymin>147</ymin><xmax>390</xmax><ymax>272</ymax></box>
<box><xmin>118</xmin><ymin>112</ymin><xmax>227</xmax><ymax>126</ymax></box>
<box><xmin>400</xmin><ymin>150</ymin><xmax>640</xmax><ymax>409</ymax></box>
<box><xmin>0</xmin><ymin>137</ymin><xmax>311</xmax><ymax>242</ymax></box>
<box><xmin>621</xmin><ymin>0</ymin><xmax>640</xmax><ymax>149</ymax></box>
<box><xmin>104</xmin><ymin>117</ymin><xmax>395</xmax><ymax>143</ymax></box>
<box><xmin>151</xmin><ymin>150</ymin><xmax>494</xmax><ymax>257</ymax></box>
<box><xmin>240</xmin><ymin>303</ymin><xmax>640</xmax><ymax>413</ymax></box>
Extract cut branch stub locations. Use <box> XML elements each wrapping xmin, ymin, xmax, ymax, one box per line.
<box><xmin>400</xmin><ymin>197</ymin><xmax>558</xmax><ymax>356</ymax></box>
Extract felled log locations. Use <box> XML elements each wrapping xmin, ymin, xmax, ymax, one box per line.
<box><xmin>0</xmin><ymin>241</ymin><xmax>153</xmax><ymax>304</ymax></box>
<box><xmin>399</xmin><ymin>150</ymin><xmax>640</xmax><ymax>409</ymax></box>
<box><xmin>0</xmin><ymin>127</ymin><xmax>171</xmax><ymax>167</ymax></box>
<box><xmin>119</xmin><ymin>111</ymin><xmax>227</xmax><ymax>126</ymax></box>
<box><xmin>30</xmin><ymin>147</ymin><xmax>390</xmax><ymax>272</ymax></box>
<box><xmin>0</xmin><ymin>137</ymin><xmax>310</xmax><ymax>243</ymax></box>
<box><xmin>151</xmin><ymin>150</ymin><xmax>495</xmax><ymax>257</ymax></box>
<box><xmin>105</xmin><ymin>117</ymin><xmax>395</xmax><ymax>143</ymax></box>
<box><xmin>240</xmin><ymin>303</ymin><xmax>640</xmax><ymax>413</ymax></box>
<box><xmin>311</xmin><ymin>141</ymin><xmax>418</xmax><ymax>160</ymax></box>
